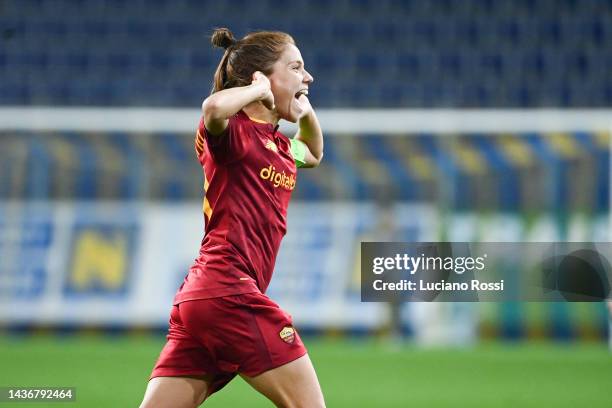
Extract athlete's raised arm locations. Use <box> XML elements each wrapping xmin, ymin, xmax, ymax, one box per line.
<box><xmin>202</xmin><ymin>72</ymin><xmax>274</xmax><ymax>136</ymax></box>
<box><xmin>294</xmin><ymin>94</ymin><xmax>323</xmax><ymax>168</ymax></box>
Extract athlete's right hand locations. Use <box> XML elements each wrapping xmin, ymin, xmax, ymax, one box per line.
<box><xmin>252</xmin><ymin>71</ymin><xmax>275</xmax><ymax>111</ymax></box>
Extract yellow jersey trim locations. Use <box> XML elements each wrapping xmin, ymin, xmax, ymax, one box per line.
<box><xmin>247</xmin><ymin>115</ymin><xmax>272</xmax><ymax>125</ymax></box>
<box><xmin>203</xmin><ymin>175</ymin><xmax>212</xmax><ymax>219</ymax></box>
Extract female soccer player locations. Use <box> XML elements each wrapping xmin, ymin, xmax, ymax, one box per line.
<box><xmin>139</xmin><ymin>28</ymin><xmax>325</xmax><ymax>408</ymax></box>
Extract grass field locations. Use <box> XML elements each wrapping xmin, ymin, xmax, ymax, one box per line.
<box><xmin>0</xmin><ymin>335</ymin><xmax>611</xmax><ymax>407</ymax></box>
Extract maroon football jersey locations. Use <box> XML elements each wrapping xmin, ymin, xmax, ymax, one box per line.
<box><xmin>173</xmin><ymin>111</ymin><xmax>297</xmax><ymax>304</ymax></box>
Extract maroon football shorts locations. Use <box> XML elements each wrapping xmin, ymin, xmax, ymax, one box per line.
<box><xmin>150</xmin><ymin>292</ymin><xmax>307</xmax><ymax>395</ymax></box>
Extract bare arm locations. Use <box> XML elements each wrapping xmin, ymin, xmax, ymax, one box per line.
<box><xmin>294</xmin><ymin>95</ymin><xmax>323</xmax><ymax>168</ymax></box>
<box><xmin>202</xmin><ymin>72</ymin><xmax>274</xmax><ymax>136</ymax></box>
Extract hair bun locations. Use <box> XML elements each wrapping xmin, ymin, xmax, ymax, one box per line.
<box><xmin>211</xmin><ymin>27</ymin><xmax>236</xmax><ymax>49</ymax></box>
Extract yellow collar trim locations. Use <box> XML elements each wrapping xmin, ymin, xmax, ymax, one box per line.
<box><xmin>247</xmin><ymin>115</ymin><xmax>268</xmax><ymax>124</ymax></box>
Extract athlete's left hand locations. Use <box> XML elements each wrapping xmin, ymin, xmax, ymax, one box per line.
<box><xmin>296</xmin><ymin>94</ymin><xmax>313</xmax><ymax>119</ymax></box>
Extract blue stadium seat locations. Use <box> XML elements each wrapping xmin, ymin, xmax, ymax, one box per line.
<box><xmin>1</xmin><ymin>0</ymin><xmax>612</xmax><ymax>107</ymax></box>
<box><xmin>1</xmin><ymin>84</ymin><xmax>29</xmax><ymax>104</ymax></box>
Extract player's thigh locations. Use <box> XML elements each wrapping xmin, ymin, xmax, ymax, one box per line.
<box><xmin>140</xmin><ymin>375</ymin><xmax>211</xmax><ymax>408</ymax></box>
<box><xmin>240</xmin><ymin>354</ymin><xmax>325</xmax><ymax>408</ymax></box>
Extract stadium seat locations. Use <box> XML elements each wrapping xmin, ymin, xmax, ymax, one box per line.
<box><xmin>1</xmin><ymin>1</ymin><xmax>611</xmax><ymax>107</ymax></box>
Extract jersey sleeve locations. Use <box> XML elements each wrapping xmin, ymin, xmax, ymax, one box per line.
<box><xmin>194</xmin><ymin>115</ymin><xmax>251</xmax><ymax>165</ymax></box>
<box><xmin>290</xmin><ymin>138</ymin><xmax>307</xmax><ymax>168</ymax></box>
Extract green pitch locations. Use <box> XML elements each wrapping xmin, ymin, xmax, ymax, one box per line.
<box><xmin>0</xmin><ymin>335</ymin><xmax>610</xmax><ymax>407</ymax></box>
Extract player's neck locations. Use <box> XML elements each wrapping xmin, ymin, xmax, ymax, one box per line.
<box><xmin>243</xmin><ymin>102</ymin><xmax>279</xmax><ymax>126</ymax></box>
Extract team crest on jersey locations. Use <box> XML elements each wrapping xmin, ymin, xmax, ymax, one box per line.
<box><xmin>265</xmin><ymin>139</ymin><xmax>278</xmax><ymax>153</ymax></box>
<box><xmin>279</xmin><ymin>326</ymin><xmax>295</xmax><ymax>344</ymax></box>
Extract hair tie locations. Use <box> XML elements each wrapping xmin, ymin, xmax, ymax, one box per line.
<box><xmin>226</xmin><ymin>39</ymin><xmax>238</xmax><ymax>50</ymax></box>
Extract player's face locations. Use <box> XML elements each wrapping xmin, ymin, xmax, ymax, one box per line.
<box><xmin>268</xmin><ymin>44</ymin><xmax>313</xmax><ymax>123</ymax></box>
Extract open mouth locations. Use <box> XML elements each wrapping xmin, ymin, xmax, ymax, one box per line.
<box><xmin>294</xmin><ymin>89</ymin><xmax>308</xmax><ymax>99</ymax></box>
